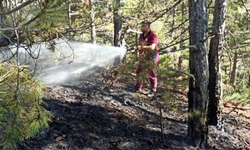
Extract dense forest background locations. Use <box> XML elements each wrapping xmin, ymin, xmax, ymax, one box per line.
<box><xmin>0</xmin><ymin>0</ymin><xmax>250</xmax><ymax>149</ymax></box>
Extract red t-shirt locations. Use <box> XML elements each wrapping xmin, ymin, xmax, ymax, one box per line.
<box><xmin>139</xmin><ymin>30</ymin><xmax>158</xmax><ymax>51</ymax></box>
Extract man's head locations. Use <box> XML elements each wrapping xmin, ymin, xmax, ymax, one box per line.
<box><xmin>141</xmin><ymin>20</ymin><xmax>151</xmax><ymax>33</ymax></box>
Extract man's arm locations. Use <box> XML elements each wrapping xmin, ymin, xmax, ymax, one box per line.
<box><xmin>137</xmin><ymin>44</ymin><xmax>156</xmax><ymax>51</ymax></box>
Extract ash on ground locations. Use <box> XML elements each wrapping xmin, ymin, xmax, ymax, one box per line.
<box><xmin>21</xmin><ymin>70</ymin><xmax>250</xmax><ymax>150</ymax></box>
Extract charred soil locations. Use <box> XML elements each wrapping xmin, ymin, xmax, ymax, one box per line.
<box><xmin>20</xmin><ymin>72</ymin><xmax>250</xmax><ymax>150</ymax></box>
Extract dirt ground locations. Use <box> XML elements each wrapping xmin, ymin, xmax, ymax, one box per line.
<box><xmin>20</xmin><ymin>71</ymin><xmax>250</xmax><ymax>150</ymax></box>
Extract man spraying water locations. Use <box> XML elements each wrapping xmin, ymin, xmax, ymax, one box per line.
<box><xmin>134</xmin><ymin>20</ymin><xmax>159</xmax><ymax>97</ymax></box>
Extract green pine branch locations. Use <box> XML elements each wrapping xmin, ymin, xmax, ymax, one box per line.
<box><xmin>0</xmin><ymin>62</ymin><xmax>53</xmax><ymax>150</ymax></box>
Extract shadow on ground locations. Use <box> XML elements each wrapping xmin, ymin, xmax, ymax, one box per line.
<box><xmin>21</xmin><ymin>97</ymin><xmax>186</xmax><ymax>150</ymax></box>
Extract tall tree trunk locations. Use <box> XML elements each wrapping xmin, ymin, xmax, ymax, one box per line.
<box><xmin>90</xmin><ymin>0</ymin><xmax>96</xmax><ymax>44</ymax></box>
<box><xmin>248</xmin><ymin>69</ymin><xmax>250</xmax><ymax>87</ymax></box>
<box><xmin>230</xmin><ymin>51</ymin><xmax>238</xmax><ymax>86</ymax></box>
<box><xmin>113</xmin><ymin>0</ymin><xmax>122</xmax><ymax>47</ymax></box>
<box><xmin>0</xmin><ymin>0</ymin><xmax>3</xmax><ymax>24</ymax></box>
<box><xmin>178</xmin><ymin>1</ymin><xmax>186</xmax><ymax>70</ymax></box>
<box><xmin>171</xmin><ymin>8</ymin><xmax>176</xmax><ymax>38</ymax></box>
<box><xmin>208</xmin><ymin>0</ymin><xmax>227</xmax><ymax>126</ymax></box>
<box><xmin>0</xmin><ymin>0</ymin><xmax>11</xmax><ymax>47</ymax></box>
<box><xmin>188</xmin><ymin>0</ymin><xmax>209</xmax><ymax>147</ymax></box>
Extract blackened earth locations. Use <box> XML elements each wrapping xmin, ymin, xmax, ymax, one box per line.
<box><xmin>20</xmin><ymin>72</ymin><xmax>250</xmax><ymax>150</ymax></box>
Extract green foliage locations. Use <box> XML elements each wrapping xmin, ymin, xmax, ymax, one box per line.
<box><xmin>118</xmin><ymin>52</ymin><xmax>138</xmax><ymax>84</ymax></box>
<box><xmin>224</xmin><ymin>87</ymin><xmax>250</xmax><ymax>106</ymax></box>
<box><xmin>0</xmin><ymin>63</ymin><xmax>53</xmax><ymax>150</ymax></box>
<box><xmin>217</xmin><ymin>0</ymin><xmax>250</xmax><ymax>107</ymax></box>
<box><xmin>188</xmin><ymin>110</ymin><xmax>201</xmax><ymax>118</ymax></box>
<box><xmin>162</xmin><ymin>91</ymin><xmax>176</xmax><ymax>111</ymax></box>
<box><xmin>0</xmin><ymin>0</ymin><xmax>70</xmax><ymax>43</ymax></box>
<box><xmin>157</xmin><ymin>54</ymin><xmax>173</xmax><ymax>79</ymax></box>
<box><xmin>158</xmin><ymin>53</ymin><xmax>189</xmax><ymax>112</ymax></box>
<box><xmin>27</xmin><ymin>0</ymin><xmax>69</xmax><ymax>43</ymax></box>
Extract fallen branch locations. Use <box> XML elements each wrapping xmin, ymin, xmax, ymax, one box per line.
<box><xmin>224</xmin><ymin>104</ymin><xmax>250</xmax><ymax>110</ymax></box>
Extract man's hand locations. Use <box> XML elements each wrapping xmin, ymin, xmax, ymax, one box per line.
<box><xmin>125</xmin><ymin>45</ymin><xmax>136</xmax><ymax>51</ymax></box>
<box><xmin>137</xmin><ymin>45</ymin><xmax>144</xmax><ymax>51</ymax></box>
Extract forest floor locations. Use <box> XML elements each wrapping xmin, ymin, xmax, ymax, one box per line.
<box><xmin>20</xmin><ymin>68</ymin><xmax>250</xmax><ymax>150</ymax></box>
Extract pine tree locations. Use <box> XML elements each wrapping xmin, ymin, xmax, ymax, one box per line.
<box><xmin>0</xmin><ymin>62</ymin><xmax>53</xmax><ymax>150</ymax></box>
<box><xmin>188</xmin><ymin>0</ymin><xmax>209</xmax><ymax>147</ymax></box>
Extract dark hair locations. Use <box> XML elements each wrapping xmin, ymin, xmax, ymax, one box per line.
<box><xmin>141</xmin><ymin>20</ymin><xmax>151</xmax><ymax>26</ymax></box>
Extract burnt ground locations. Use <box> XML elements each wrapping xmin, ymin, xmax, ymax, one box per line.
<box><xmin>19</xmin><ymin>70</ymin><xmax>250</xmax><ymax>150</ymax></box>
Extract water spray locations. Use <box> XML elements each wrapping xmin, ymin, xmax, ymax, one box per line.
<box><xmin>1</xmin><ymin>40</ymin><xmax>127</xmax><ymax>85</ymax></box>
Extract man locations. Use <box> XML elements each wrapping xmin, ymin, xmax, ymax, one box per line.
<box><xmin>136</xmin><ymin>20</ymin><xmax>159</xmax><ymax>97</ymax></box>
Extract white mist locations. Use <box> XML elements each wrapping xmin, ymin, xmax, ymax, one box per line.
<box><xmin>1</xmin><ymin>40</ymin><xmax>126</xmax><ymax>85</ymax></box>
<box><xmin>38</xmin><ymin>40</ymin><xmax>126</xmax><ymax>85</ymax></box>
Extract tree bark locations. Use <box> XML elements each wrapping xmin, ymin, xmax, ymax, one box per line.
<box><xmin>208</xmin><ymin>0</ymin><xmax>227</xmax><ymax>126</ymax></box>
<box><xmin>230</xmin><ymin>51</ymin><xmax>238</xmax><ymax>86</ymax></box>
<box><xmin>0</xmin><ymin>0</ymin><xmax>3</xmax><ymax>24</ymax></box>
<box><xmin>188</xmin><ymin>0</ymin><xmax>209</xmax><ymax>147</ymax></box>
<box><xmin>90</xmin><ymin>0</ymin><xmax>96</xmax><ymax>44</ymax></box>
<box><xmin>113</xmin><ymin>0</ymin><xmax>122</xmax><ymax>47</ymax></box>
<box><xmin>248</xmin><ymin>69</ymin><xmax>250</xmax><ymax>87</ymax></box>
